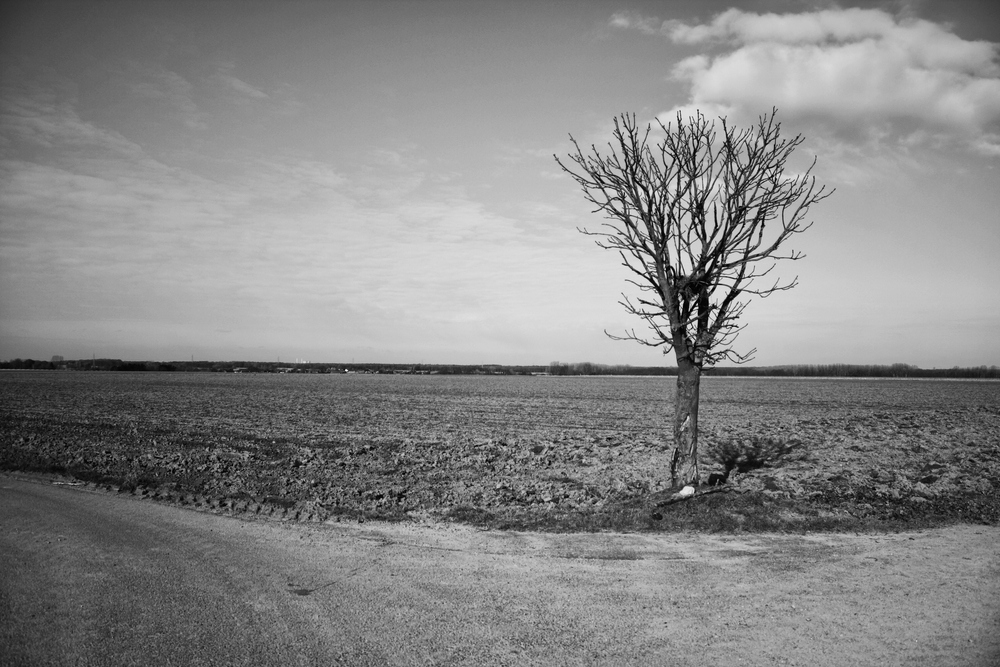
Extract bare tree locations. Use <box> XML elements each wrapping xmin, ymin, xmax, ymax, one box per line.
<box><xmin>556</xmin><ymin>109</ymin><xmax>831</xmax><ymax>489</ymax></box>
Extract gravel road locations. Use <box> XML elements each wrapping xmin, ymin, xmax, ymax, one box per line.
<box><xmin>2</xmin><ymin>474</ymin><xmax>998</xmax><ymax>666</ymax></box>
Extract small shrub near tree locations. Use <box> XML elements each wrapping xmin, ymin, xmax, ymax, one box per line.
<box><xmin>704</xmin><ymin>434</ymin><xmax>807</xmax><ymax>477</ymax></box>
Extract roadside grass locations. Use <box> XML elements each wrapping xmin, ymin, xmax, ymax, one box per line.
<box><xmin>4</xmin><ymin>453</ymin><xmax>998</xmax><ymax>532</ymax></box>
<box><xmin>442</xmin><ymin>487</ymin><xmax>1000</xmax><ymax>533</ymax></box>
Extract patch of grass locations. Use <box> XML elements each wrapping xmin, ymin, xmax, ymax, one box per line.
<box><xmin>0</xmin><ymin>459</ymin><xmax>68</xmax><ymax>477</ymax></box>
<box><xmin>362</xmin><ymin>506</ymin><xmax>411</xmax><ymax>522</ymax></box>
<box><xmin>66</xmin><ymin>467</ymin><xmax>124</xmax><ymax>487</ymax></box>
<box><xmin>460</xmin><ymin>488</ymin><xmax>1000</xmax><ymax>534</ymax></box>
<box><xmin>117</xmin><ymin>473</ymin><xmax>165</xmax><ymax>493</ymax></box>
<box><xmin>445</xmin><ymin>505</ymin><xmax>496</xmax><ymax>525</ymax></box>
<box><xmin>262</xmin><ymin>495</ymin><xmax>298</xmax><ymax>509</ymax></box>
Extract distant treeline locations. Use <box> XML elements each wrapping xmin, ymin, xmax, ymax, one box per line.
<box><xmin>2</xmin><ymin>358</ymin><xmax>998</xmax><ymax>379</ymax></box>
<box><xmin>546</xmin><ymin>361</ymin><xmax>1000</xmax><ymax>379</ymax></box>
<box><xmin>1</xmin><ymin>358</ymin><xmax>182</xmax><ymax>372</ymax></box>
<box><xmin>708</xmin><ymin>363</ymin><xmax>1000</xmax><ymax>379</ymax></box>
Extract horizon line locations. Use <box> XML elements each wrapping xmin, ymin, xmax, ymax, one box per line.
<box><xmin>6</xmin><ymin>358</ymin><xmax>999</xmax><ymax>371</ymax></box>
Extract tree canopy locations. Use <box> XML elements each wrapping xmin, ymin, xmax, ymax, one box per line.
<box><xmin>557</xmin><ymin>109</ymin><xmax>832</xmax><ymax>368</ymax></box>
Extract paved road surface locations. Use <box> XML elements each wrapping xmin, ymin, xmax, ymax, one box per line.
<box><xmin>2</xmin><ymin>475</ymin><xmax>999</xmax><ymax>666</ymax></box>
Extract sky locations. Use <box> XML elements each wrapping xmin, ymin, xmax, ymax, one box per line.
<box><xmin>1</xmin><ymin>0</ymin><xmax>998</xmax><ymax>367</ymax></box>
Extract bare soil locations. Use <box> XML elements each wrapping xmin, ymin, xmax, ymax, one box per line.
<box><xmin>2</xmin><ymin>373</ymin><xmax>999</xmax><ymax>531</ymax></box>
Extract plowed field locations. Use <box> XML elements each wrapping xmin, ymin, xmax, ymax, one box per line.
<box><xmin>2</xmin><ymin>372</ymin><xmax>998</xmax><ymax>530</ymax></box>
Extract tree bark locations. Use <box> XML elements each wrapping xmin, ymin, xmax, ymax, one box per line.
<box><xmin>670</xmin><ymin>361</ymin><xmax>701</xmax><ymax>488</ymax></box>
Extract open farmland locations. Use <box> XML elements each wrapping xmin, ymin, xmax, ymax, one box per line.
<box><xmin>2</xmin><ymin>371</ymin><xmax>998</xmax><ymax>531</ymax></box>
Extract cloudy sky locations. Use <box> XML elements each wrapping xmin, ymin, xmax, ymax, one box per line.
<box><xmin>2</xmin><ymin>0</ymin><xmax>998</xmax><ymax>367</ymax></box>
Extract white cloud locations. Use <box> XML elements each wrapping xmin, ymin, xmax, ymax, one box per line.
<box><xmin>664</xmin><ymin>8</ymin><xmax>901</xmax><ymax>46</ymax></box>
<box><xmin>609</xmin><ymin>11</ymin><xmax>662</xmax><ymax>35</ymax></box>
<box><xmin>616</xmin><ymin>8</ymin><xmax>1000</xmax><ymax>154</ymax></box>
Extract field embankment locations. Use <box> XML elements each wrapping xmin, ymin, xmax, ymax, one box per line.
<box><xmin>1</xmin><ymin>372</ymin><xmax>998</xmax><ymax>532</ymax></box>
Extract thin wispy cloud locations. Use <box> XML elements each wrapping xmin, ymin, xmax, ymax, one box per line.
<box><xmin>212</xmin><ymin>62</ymin><xmax>270</xmax><ymax>101</ymax></box>
<box><xmin>124</xmin><ymin>62</ymin><xmax>208</xmax><ymax>130</ymax></box>
<box><xmin>0</xmin><ymin>64</ymin><xmax>597</xmax><ymax>361</ymax></box>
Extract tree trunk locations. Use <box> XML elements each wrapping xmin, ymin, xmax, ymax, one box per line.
<box><xmin>670</xmin><ymin>361</ymin><xmax>701</xmax><ymax>488</ymax></box>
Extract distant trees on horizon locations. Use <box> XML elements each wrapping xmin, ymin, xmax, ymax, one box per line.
<box><xmin>1</xmin><ymin>358</ymin><xmax>998</xmax><ymax>379</ymax></box>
